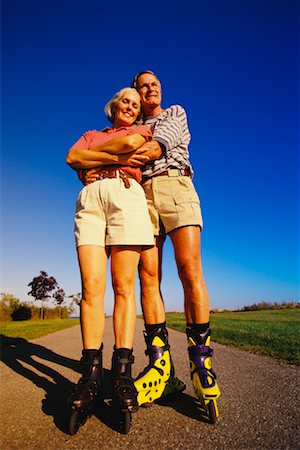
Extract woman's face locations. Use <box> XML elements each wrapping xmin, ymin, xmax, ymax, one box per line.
<box><xmin>113</xmin><ymin>90</ymin><xmax>141</xmax><ymax>127</ymax></box>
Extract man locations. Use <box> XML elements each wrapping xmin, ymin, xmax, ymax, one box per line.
<box><xmin>131</xmin><ymin>71</ymin><xmax>220</xmax><ymax>421</ymax></box>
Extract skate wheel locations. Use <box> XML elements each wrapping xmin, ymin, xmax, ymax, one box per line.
<box><xmin>119</xmin><ymin>410</ymin><xmax>131</xmax><ymax>434</ymax></box>
<box><xmin>207</xmin><ymin>400</ymin><xmax>217</xmax><ymax>424</ymax></box>
<box><xmin>69</xmin><ymin>410</ymin><xmax>87</xmax><ymax>435</ymax></box>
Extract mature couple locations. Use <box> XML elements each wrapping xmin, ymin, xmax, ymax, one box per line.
<box><xmin>66</xmin><ymin>70</ymin><xmax>220</xmax><ymax>431</ymax></box>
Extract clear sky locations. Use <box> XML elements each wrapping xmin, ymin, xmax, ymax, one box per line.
<box><xmin>1</xmin><ymin>0</ymin><xmax>299</xmax><ymax>315</ymax></box>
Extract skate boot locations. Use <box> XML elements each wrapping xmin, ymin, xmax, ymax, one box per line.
<box><xmin>187</xmin><ymin>326</ymin><xmax>220</xmax><ymax>423</ymax></box>
<box><xmin>68</xmin><ymin>346</ymin><xmax>103</xmax><ymax>435</ymax></box>
<box><xmin>111</xmin><ymin>347</ymin><xmax>138</xmax><ymax>434</ymax></box>
<box><xmin>134</xmin><ymin>325</ymin><xmax>186</xmax><ymax>406</ymax></box>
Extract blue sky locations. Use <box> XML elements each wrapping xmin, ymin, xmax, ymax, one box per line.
<box><xmin>1</xmin><ymin>0</ymin><xmax>299</xmax><ymax>315</ymax></box>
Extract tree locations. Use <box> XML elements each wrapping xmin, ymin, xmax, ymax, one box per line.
<box><xmin>53</xmin><ymin>288</ymin><xmax>65</xmax><ymax>306</ymax></box>
<box><xmin>28</xmin><ymin>271</ymin><xmax>58</xmax><ymax>319</ymax></box>
<box><xmin>68</xmin><ymin>292</ymin><xmax>81</xmax><ymax>306</ymax></box>
<box><xmin>53</xmin><ymin>288</ymin><xmax>66</xmax><ymax>318</ymax></box>
<box><xmin>68</xmin><ymin>293</ymin><xmax>81</xmax><ymax>317</ymax></box>
<box><xmin>0</xmin><ymin>293</ymin><xmax>21</xmax><ymax>321</ymax></box>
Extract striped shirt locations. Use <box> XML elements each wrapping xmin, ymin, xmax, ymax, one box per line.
<box><xmin>142</xmin><ymin>105</ymin><xmax>194</xmax><ymax>179</ymax></box>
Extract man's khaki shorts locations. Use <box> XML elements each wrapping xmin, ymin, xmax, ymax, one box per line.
<box><xmin>74</xmin><ymin>178</ymin><xmax>154</xmax><ymax>247</ymax></box>
<box><xmin>142</xmin><ymin>175</ymin><xmax>203</xmax><ymax>236</ymax></box>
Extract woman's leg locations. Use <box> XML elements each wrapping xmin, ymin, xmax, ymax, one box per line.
<box><xmin>77</xmin><ymin>245</ymin><xmax>108</xmax><ymax>349</ymax></box>
<box><xmin>110</xmin><ymin>246</ymin><xmax>141</xmax><ymax>349</ymax></box>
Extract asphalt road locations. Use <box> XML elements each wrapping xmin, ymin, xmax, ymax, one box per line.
<box><xmin>0</xmin><ymin>318</ymin><xmax>299</xmax><ymax>450</ymax></box>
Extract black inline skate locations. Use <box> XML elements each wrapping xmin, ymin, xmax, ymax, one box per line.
<box><xmin>111</xmin><ymin>347</ymin><xmax>138</xmax><ymax>434</ymax></box>
<box><xmin>68</xmin><ymin>346</ymin><xmax>103</xmax><ymax>435</ymax></box>
<box><xmin>186</xmin><ymin>326</ymin><xmax>220</xmax><ymax>423</ymax></box>
<box><xmin>134</xmin><ymin>324</ymin><xmax>186</xmax><ymax>406</ymax></box>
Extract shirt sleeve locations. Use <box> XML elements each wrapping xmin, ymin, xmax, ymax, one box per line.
<box><xmin>128</xmin><ymin>124</ymin><xmax>152</xmax><ymax>141</ymax></box>
<box><xmin>69</xmin><ymin>130</ymin><xmax>98</xmax><ymax>150</ymax></box>
<box><xmin>152</xmin><ymin>105</ymin><xmax>188</xmax><ymax>152</ymax></box>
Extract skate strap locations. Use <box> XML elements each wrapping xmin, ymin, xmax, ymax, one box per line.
<box><xmin>145</xmin><ymin>344</ymin><xmax>169</xmax><ymax>357</ymax></box>
<box><xmin>81</xmin><ymin>356</ymin><xmax>101</xmax><ymax>366</ymax></box>
<box><xmin>71</xmin><ymin>378</ymin><xmax>100</xmax><ymax>399</ymax></box>
<box><xmin>114</xmin><ymin>376</ymin><xmax>137</xmax><ymax>392</ymax></box>
<box><xmin>115</xmin><ymin>355</ymin><xmax>134</xmax><ymax>365</ymax></box>
<box><xmin>188</xmin><ymin>345</ymin><xmax>213</xmax><ymax>358</ymax></box>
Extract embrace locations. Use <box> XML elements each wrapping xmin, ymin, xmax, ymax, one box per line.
<box><xmin>66</xmin><ymin>70</ymin><xmax>221</xmax><ymax>434</ymax></box>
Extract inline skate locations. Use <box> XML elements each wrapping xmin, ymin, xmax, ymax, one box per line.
<box><xmin>111</xmin><ymin>347</ymin><xmax>138</xmax><ymax>434</ymax></box>
<box><xmin>68</xmin><ymin>346</ymin><xmax>103</xmax><ymax>435</ymax></box>
<box><xmin>134</xmin><ymin>325</ymin><xmax>186</xmax><ymax>406</ymax></box>
<box><xmin>187</xmin><ymin>326</ymin><xmax>220</xmax><ymax>423</ymax></box>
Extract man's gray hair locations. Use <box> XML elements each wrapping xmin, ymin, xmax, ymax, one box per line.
<box><xmin>131</xmin><ymin>70</ymin><xmax>161</xmax><ymax>90</ymax></box>
<box><xmin>104</xmin><ymin>87</ymin><xmax>141</xmax><ymax>124</ymax></box>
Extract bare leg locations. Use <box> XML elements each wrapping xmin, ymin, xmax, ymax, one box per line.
<box><xmin>169</xmin><ymin>226</ymin><xmax>210</xmax><ymax>324</ymax></box>
<box><xmin>77</xmin><ymin>245</ymin><xmax>108</xmax><ymax>349</ymax></box>
<box><xmin>138</xmin><ymin>236</ymin><xmax>166</xmax><ymax>324</ymax></box>
<box><xmin>111</xmin><ymin>246</ymin><xmax>141</xmax><ymax>349</ymax></box>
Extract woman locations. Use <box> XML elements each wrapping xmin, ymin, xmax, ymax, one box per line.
<box><xmin>66</xmin><ymin>87</ymin><xmax>154</xmax><ymax>433</ymax></box>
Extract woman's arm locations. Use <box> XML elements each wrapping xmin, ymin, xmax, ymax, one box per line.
<box><xmin>66</xmin><ymin>134</ymin><xmax>147</xmax><ymax>169</ymax></box>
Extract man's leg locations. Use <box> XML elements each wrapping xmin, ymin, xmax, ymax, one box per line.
<box><xmin>135</xmin><ymin>236</ymin><xmax>185</xmax><ymax>405</ymax></box>
<box><xmin>138</xmin><ymin>236</ymin><xmax>165</xmax><ymax>324</ymax></box>
<box><xmin>169</xmin><ymin>225</ymin><xmax>220</xmax><ymax>422</ymax></box>
<box><xmin>169</xmin><ymin>225</ymin><xmax>209</xmax><ymax>324</ymax></box>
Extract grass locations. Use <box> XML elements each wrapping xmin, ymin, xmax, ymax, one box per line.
<box><xmin>1</xmin><ymin>311</ymin><xmax>299</xmax><ymax>365</ymax></box>
<box><xmin>166</xmin><ymin>309</ymin><xmax>300</xmax><ymax>365</ymax></box>
<box><xmin>0</xmin><ymin>318</ymin><xmax>80</xmax><ymax>341</ymax></box>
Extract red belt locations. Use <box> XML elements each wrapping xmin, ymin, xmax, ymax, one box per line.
<box><xmin>94</xmin><ymin>168</ymin><xmax>134</xmax><ymax>188</ymax></box>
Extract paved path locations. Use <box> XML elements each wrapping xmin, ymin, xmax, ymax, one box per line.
<box><xmin>0</xmin><ymin>318</ymin><xmax>299</xmax><ymax>449</ymax></box>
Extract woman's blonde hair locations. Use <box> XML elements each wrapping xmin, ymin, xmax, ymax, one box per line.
<box><xmin>104</xmin><ymin>87</ymin><xmax>142</xmax><ymax>124</ymax></box>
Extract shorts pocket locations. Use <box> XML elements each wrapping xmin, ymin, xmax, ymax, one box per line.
<box><xmin>174</xmin><ymin>190</ymin><xmax>200</xmax><ymax>205</ymax></box>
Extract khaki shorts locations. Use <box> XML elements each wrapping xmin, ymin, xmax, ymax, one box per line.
<box><xmin>74</xmin><ymin>178</ymin><xmax>154</xmax><ymax>247</ymax></box>
<box><xmin>142</xmin><ymin>175</ymin><xmax>203</xmax><ymax>236</ymax></box>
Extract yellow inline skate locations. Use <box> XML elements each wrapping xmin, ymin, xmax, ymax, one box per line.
<box><xmin>134</xmin><ymin>325</ymin><xmax>186</xmax><ymax>406</ymax></box>
<box><xmin>187</xmin><ymin>327</ymin><xmax>221</xmax><ymax>423</ymax></box>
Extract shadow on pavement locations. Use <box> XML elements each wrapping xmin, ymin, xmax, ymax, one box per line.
<box><xmin>156</xmin><ymin>391</ymin><xmax>214</xmax><ymax>424</ymax></box>
<box><xmin>0</xmin><ymin>335</ymin><xmax>116</xmax><ymax>434</ymax></box>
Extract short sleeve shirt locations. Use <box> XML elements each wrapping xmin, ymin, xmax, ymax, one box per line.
<box><xmin>70</xmin><ymin>124</ymin><xmax>152</xmax><ymax>183</ymax></box>
<box><xmin>142</xmin><ymin>105</ymin><xmax>194</xmax><ymax>178</ymax></box>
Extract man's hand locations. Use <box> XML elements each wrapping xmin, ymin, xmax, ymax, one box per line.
<box><xmin>137</xmin><ymin>140</ymin><xmax>163</xmax><ymax>160</ymax></box>
<box><xmin>118</xmin><ymin>150</ymin><xmax>150</xmax><ymax>167</ymax></box>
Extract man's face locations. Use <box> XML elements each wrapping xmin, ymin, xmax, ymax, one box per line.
<box><xmin>136</xmin><ymin>73</ymin><xmax>162</xmax><ymax>110</ymax></box>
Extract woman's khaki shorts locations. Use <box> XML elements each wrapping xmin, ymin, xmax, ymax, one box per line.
<box><xmin>142</xmin><ymin>175</ymin><xmax>203</xmax><ymax>236</ymax></box>
<box><xmin>74</xmin><ymin>178</ymin><xmax>154</xmax><ymax>247</ymax></box>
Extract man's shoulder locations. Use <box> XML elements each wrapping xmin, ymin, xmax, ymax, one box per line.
<box><xmin>163</xmin><ymin>104</ymin><xmax>187</xmax><ymax>118</ymax></box>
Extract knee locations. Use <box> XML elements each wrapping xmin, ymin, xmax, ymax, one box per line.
<box><xmin>112</xmin><ymin>276</ymin><xmax>134</xmax><ymax>299</ymax></box>
<box><xmin>177</xmin><ymin>258</ymin><xmax>202</xmax><ymax>288</ymax></box>
<box><xmin>82</xmin><ymin>277</ymin><xmax>104</xmax><ymax>304</ymax></box>
<box><xmin>139</xmin><ymin>261</ymin><xmax>159</xmax><ymax>287</ymax></box>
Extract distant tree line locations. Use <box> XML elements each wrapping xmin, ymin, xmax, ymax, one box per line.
<box><xmin>240</xmin><ymin>301</ymin><xmax>300</xmax><ymax>311</ymax></box>
<box><xmin>211</xmin><ymin>301</ymin><xmax>299</xmax><ymax>313</ymax></box>
<box><xmin>0</xmin><ymin>293</ymin><xmax>70</xmax><ymax>321</ymax></box>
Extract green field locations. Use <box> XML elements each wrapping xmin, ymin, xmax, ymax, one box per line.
<box><xmin>0</xmin><ymin>318</ymin><xmax>79</xmax><ymax>341</ymax></box>
<box><xmin>166</xmin><ymin>309</ymin><xmax>300</xmax><ymax>365</ymax></box>
<box><xmin>1</xmin><ymin>311</ymin><xmax>299</xmax><ymax>365</ymax></box>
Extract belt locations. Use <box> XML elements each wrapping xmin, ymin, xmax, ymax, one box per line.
<box><xmin>95</xmin><ymin>168</ymin><xmax>134</xmax><ymax>188</ymax></box>
<box><xmin>142</xmin><ymin>168</ymin><xmax>191</xmax><ymax>183</ymax></box>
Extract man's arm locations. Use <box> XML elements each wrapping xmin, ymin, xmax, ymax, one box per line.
<box><xmin>66</xmin><ymin>134</ymin><xmax>147</xmax><ymax>169</ymax></box>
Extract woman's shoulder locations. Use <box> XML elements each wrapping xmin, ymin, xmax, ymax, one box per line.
<box><xmin>129</xmin><ymin>124</ymin><xmax>152</xmax><ymax>137</ymax></box>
